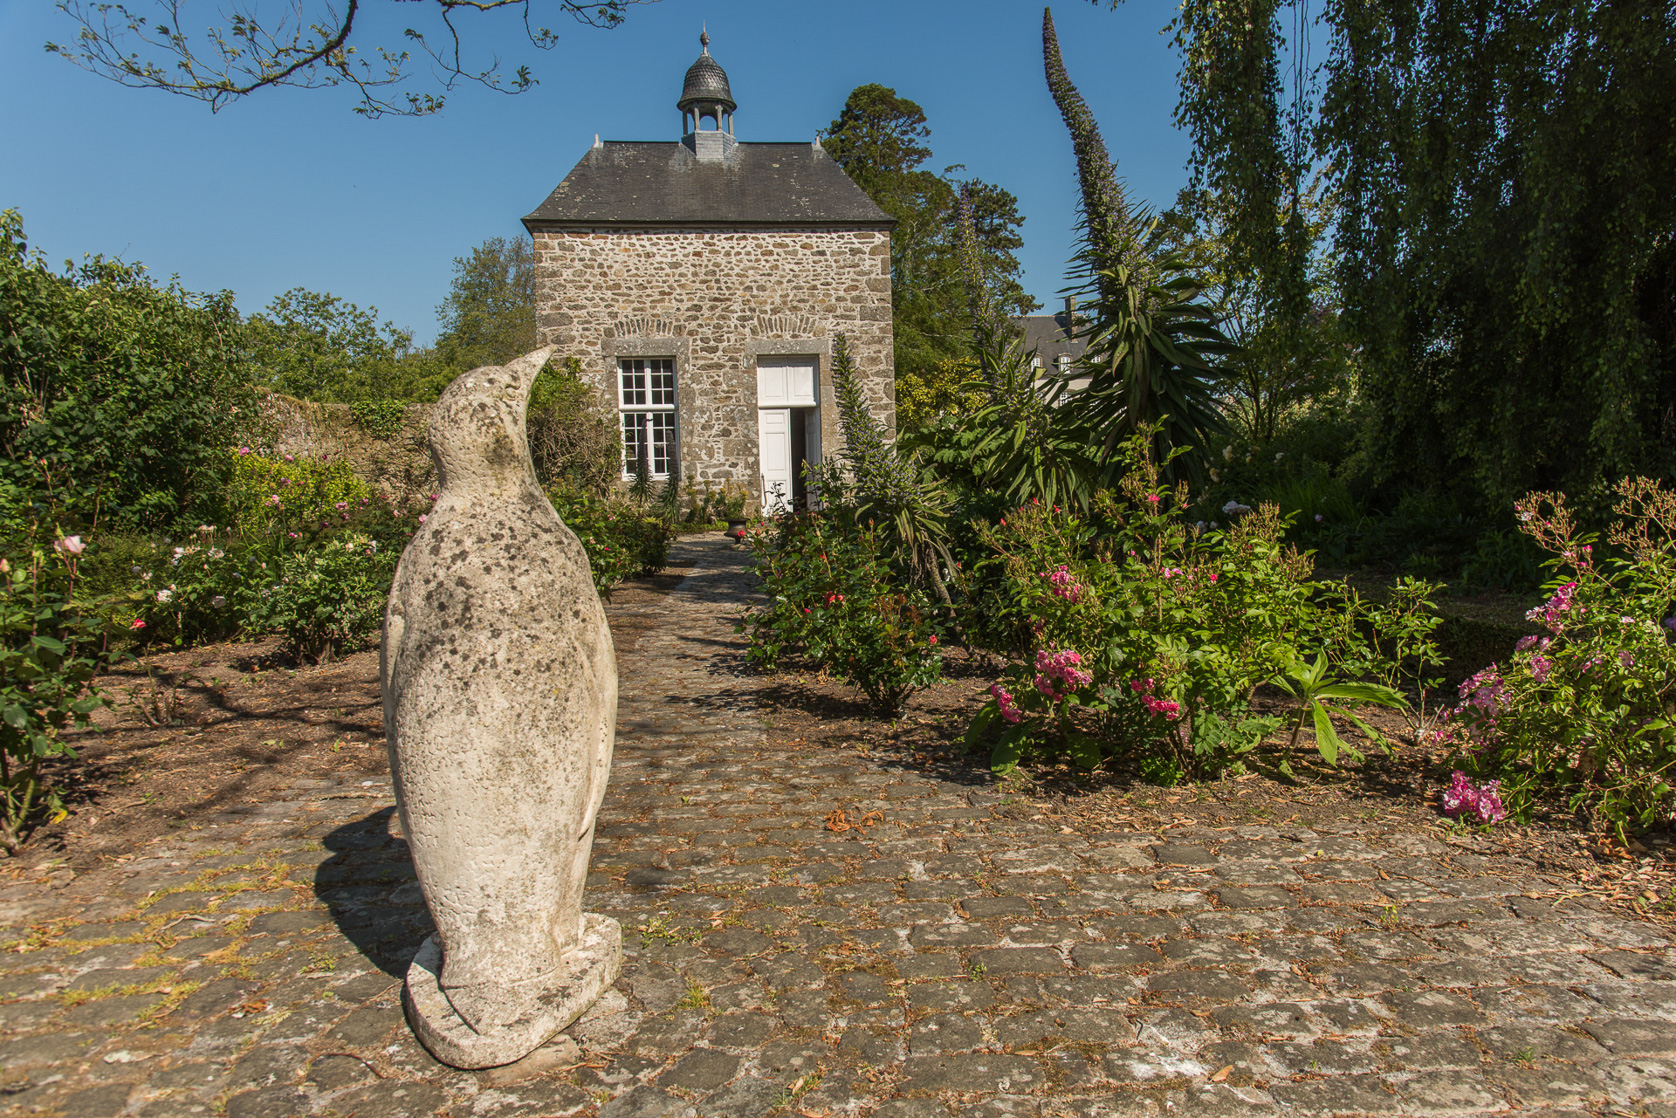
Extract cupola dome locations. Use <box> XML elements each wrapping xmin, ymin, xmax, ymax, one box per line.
<box><xmin>677</xmin><ymin>31</ymin><xmax>735</xmax><ymax>136</ymax></box>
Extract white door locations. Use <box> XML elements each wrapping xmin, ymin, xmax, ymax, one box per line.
<box><xmin>758</xmin><ymin>407</ymin><xmax>793</xmax><ymax>513</ymax></box>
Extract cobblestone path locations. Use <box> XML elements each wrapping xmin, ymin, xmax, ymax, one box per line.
<box><xmin>4</xmin><ymin>537</ymin><xmax>1676</xmax><ymax>1118</ymax></box>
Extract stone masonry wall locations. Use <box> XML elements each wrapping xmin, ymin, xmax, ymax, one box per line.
<box><xmin>257</xmin><ymin>393</ymin><xmax>436</xmax><ymax>501</ymax></box>
<box><xmin>530</xmin><ymin>227</ymin><xmax>893</xmax><ymax>503</ymax></box>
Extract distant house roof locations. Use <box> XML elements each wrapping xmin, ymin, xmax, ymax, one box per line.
<box><xmin>522</xmin><ymin>141</ymin><xmax>894</xmax><ymax>231</ymax></box>
<box><xmin>1015</xmin><ymin>310</ymin><xmax>1087</xmax><ymax>364</ymax></box>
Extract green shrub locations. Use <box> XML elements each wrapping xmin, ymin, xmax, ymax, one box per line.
<box><xmin>527</xmin><ymin>360</ymin><xmax>621</xmax><ymax>495</ymax></box>
<box><xmin>0</xmin><ymin>209</ymin><xmax>255</xmax><ymax>534</ymax></box>
<box><xmin>0</xmin><ymin>538</ymin><xmax>117</xmax><ymax>852</ymax></box>
<box><xmin>741</xmin><ymin>508</ymin><xmax>944</xmax><ymax>716</ymax></box>
<box><xmin>122</xmin><ymin>532</ymin><xmax>247</xmax><ymax>646</ymax></box>
<box><xmin>965</xmin><ymin>432</ymin><xmax>1413</xmax><ymax>779</ymax></box>
<box><xmin>239</xmin><ymin>533</ymin><xmax>394</xmax><ymax>663</ymax></box>
<box><xmin>226</xmin><ymin>449</ymin><xmax>373</xmax><ymax>539</ymax></box>
<box><xmin>545</xmin><ymin>485</ymin><xmax>671</xmax><ymax>592</ymax></box>
<box><xmin>1432</xmin><ymin>478</ymin><xmax>1676</xmax><ymax>836</ymax></box>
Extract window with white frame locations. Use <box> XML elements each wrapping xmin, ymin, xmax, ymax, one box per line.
<box><xmin>618</xmin><ymin>358</ymin><xmax>677</xmax><ymax>479</ymax></box>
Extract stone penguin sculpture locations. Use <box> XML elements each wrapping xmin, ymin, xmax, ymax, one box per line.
<box><xmin>381</xmin><ymin>346</ymin><xmax>622</xmax><ymax>1068</ymax></box>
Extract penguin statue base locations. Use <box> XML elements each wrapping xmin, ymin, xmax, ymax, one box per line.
<box><xmin>402</xmin><ymin>913</ymin><xmax>623</xmax><ymax>1069</ymax></box>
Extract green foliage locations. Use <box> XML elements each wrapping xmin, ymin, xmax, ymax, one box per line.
<box><xmin>545</xmin><ymin>485</ymin><xmax>671</xmax><ymax>593</ymax></box>
<box><xmin>434</xmin><ymin>236</ymin><xmax>536</xmax><ymax>373</ymax></box>
<box><xmin>123</xmin><ymin>533</ymin><xmax>247</xmax><ymax>647</ymax></box>
<box><xmin>238</xmin><ymin>534</ymin><xmax>395</xmax><ymax>664</ymax></box>
<box><xmin>527</xmin><ymin>357</ymin><xmax>622</xmax><ymax>495</ymax></box>
<box><xmin>348</xmin><ymin>399</ymin><xmax>409</xmax><ymax>440</ymax></box>
<box><xmin>1151</xmin><ymin>0</ymin><xmax>1676</xmax><ymax>511</ymax></box>
<box><xmin>895</xmin><ymin>356</ymin><xmax>985</xmax><ymax>434</ymax></box>
<box><xmin>0</xmin><ymin>541</ymin><xmax>115</xmax><ymax>853</ymax></box>
<box><xmin>246</xmin><ymin>287</ymin><xmax>412</xmax><ymax>403</ymax></box>
<box><xmin>1433</xmin><ymin>479</ymin><xmax>1676</xmax><ymax>837</ymax></box>
<box><xmin>1161</xmin><ymin>179</ymin><xmax>1355</xmax><ymax>445</ymax></box>
<box><xmin>910</xmin><ymin>326</ymin><xmax>1096</xmax><ymax>514</ymax></box>
<box><xmin>740</xmin><ymin>509</ymin><xmax>945</xmax><ymax>716</ymax></box>
<box><xmin>965</xmin><ymin>428</ymin><xmax>1418</xmax><ymax>779</ymax></box>
<box><xmin>825</xmin><ymin>335</ymin><xmax>954</xmax><ymax>600</ymax></box>
<box><xmin>1041</xmin><ymin>11</ymin><xmax>1236</xmax><ymax>481</ymax></box>
<box><xmin>823</xmin><ymin>84</ymin><xmax>1036</xmax><ymax>405</ymax></box>
<box><xmin>226</xmin><ymin>449</ymin><xmax>373</xmax><ymax>539</ymax></box>
<box><xmin>680</xmin><ymin>479</ymin><xmax>750</xmax><ymax>526</ymax></box>
<box><xmin>0</xmin><ymin>208</ymin><xmax>255</xmax><ymax>534</ymax></box>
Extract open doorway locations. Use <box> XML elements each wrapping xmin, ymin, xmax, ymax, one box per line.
<box><xmin>757</xmin><ymin>357</ymin><xmax>820</xmax><ymax>514</ymax></box>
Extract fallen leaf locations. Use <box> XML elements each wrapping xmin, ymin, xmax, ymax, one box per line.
<box><xmin>1210</xmin><ymin>1065</ymin><xmax>1233</xmax><ymax>1082</ymax></box>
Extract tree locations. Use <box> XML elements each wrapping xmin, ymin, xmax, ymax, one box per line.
<box><xmin>0</xmin><ymin>209</ymin><xmax>255</xmax><ymax>533</ymax></box>
<box><xmin>246</xmin><ymin>288</ymin><xmax>412</xmax><ymax>402</ymax></box>
<box><xmin>47</xmin><ymin>0</ymin><xmax>659</xmax><ymax>117</ymax></box>
<box><xmin>823</xmin><ymin>84</ymin><xmax>1036</xmax><ymax>415</ymax></box>
<box><xmin>1137</xmin><ymin>0</ymin><xmax>1676</xmax><ymax>509</ymax></box>
<box><xmin>1161</xmin><ymin>176</ymin><xmax>1354</xmax><ymax>444</ymax></box>
<box><xmin>434</xmin><ymin>236</ymin><xmax>536</xmax><ymax>372</ymax></box>
<box><xmin>1043</xmin><ymin>7</ymin><xmax>1234</xmax><ymax>482</ymax></box>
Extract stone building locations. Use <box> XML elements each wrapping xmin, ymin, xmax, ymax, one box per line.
<box><xmin>522</xmin><ymin>33</ymin><xmax>895</xmax><ymax>512</ymax></box>
<box><xmin>1017</xmin><ymin>297</ymin><xmax>1092</xmax><ymax>397</ymax></box>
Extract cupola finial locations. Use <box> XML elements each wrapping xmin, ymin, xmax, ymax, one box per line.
<box><xmin>677</xmin><ymin>27</ymin><xmax>736</xmax><ymax>144</ymax></box>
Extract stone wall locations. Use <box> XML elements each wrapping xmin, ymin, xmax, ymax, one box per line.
<box><xmin>530</xmin><ymin>227</ymin><xmax>894</xmax><ymax>503</ymax></box>
<box><xmin>257</xmin><ymin>392</ymin><xmax>436</xmax><ymax>500</ymax></box>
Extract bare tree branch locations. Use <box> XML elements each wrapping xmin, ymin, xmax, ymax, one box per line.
<box><xmin>46</xmin><ymin>0</ymin><xmax>657</xmax><ymax>117</ymax></box>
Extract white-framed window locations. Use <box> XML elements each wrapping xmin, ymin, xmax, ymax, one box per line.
<box><xmin>618</xmin><ymin>357</ymin><xmax>677</xmax><ymax>479</ymax></box>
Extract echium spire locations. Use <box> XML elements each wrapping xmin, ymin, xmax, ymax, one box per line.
<box><xmin>955</xmin><ymin>186</ymin><xmax>993</xmax><ymax>344</ymax></box>
<box><xmin>1042</xmin><ymin>7</ymin><xmax>1150</xmax><ymax>304</ymax></box>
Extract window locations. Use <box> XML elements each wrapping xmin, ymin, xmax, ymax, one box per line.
<box><xmin>618</xmin><ymin>358</ymin><xmax>678</xmax><ymax>479</ymax></box>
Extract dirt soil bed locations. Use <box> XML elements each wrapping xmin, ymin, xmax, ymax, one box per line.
<box><xmin>9</xmin><ymin>552</ymin><xmax>697</xmax><ymax>877</ymax></box>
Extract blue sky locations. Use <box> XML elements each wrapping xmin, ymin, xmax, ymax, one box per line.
<box><xmin>0</xmin><ymin>0</ymin><xmax>1192</xmax><ymax>345</ymax></box>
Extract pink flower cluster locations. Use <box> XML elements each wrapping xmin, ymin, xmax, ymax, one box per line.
<box><xmin>1515</xmin><ymin>634</ymin><xmax>1556</xmax><ymax>682</ymax></box>
<box><xmin>1426</xmin><ymin>666</ymin><xmax>1509</xmax><ymax>751</ymax></box>
<box><xmin>1457</xmin><ymin>665</ymin><xmax>1509</xmax><ymax>718</ymax></box>
<box><xmin>1034</xmin><ymin>649</ymin><xmax>1092</xmax><ymax>700</ymax></box>
<box><xmin>1128</xmin><ymin>678</ymin><xmax>1181</xmax><ymax>721</ymax></box>
<box><xmin>1044</xmin><ymin>564</ymin><xmax>1086</xmax><ymax>604</ymax></box>
<box><xmin>1526</xmin><ymin>581</ymin><xmax>1578</xmax><ymax>632</ymax></box>
<box><xmin>991</xmin><ymin>683</ymin><xmax>1023</xmax><ymax>723</ymax></box>
<box><xmin>1441</xmin><ymin>770</ymin><xmax>1507</xmax><ymax>823</ymax></box>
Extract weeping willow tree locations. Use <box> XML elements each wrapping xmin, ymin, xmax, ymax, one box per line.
<box><xmin>1143</xmin><ymin>0</ymin><xmax>1676</xmax><ymax>509</ymax></box>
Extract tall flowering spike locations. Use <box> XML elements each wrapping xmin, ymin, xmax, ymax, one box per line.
<box><xmin>1042</xmin><ymin>7</ymin><xmax>1147</xmax><ymax>303</ymax></box>
<box><xmin>956</xmin><ymin>184</ymin><xmax>994</xmax><ymax>349</ymax></box>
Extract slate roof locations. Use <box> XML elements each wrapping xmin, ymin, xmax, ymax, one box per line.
<box><xmin>1016</xmin><ymin>311</ymin><xmax>1088</xmax><ymax>364</ymax></box>
<box><xmin>521</xmin><ymin>142</ymin><xmax>894</xmax><ymax>230</ymax></box>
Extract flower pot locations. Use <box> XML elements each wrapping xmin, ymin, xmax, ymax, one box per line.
<box><xmin>724</xmin><ymin>517</ymin><xmax>748</xmax><ymax>542</ymax></box>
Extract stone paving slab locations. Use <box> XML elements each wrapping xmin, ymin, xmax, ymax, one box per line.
<box><xmin>2</xmin><ymin>536</ymin><xmax>1674</xmax><ymax>1117</ymax></box>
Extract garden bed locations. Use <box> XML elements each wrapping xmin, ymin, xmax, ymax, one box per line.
<box><xmin>6</xmin><ymin>553</ymin><xmax>697</xmax><ymax>878</ymax></box>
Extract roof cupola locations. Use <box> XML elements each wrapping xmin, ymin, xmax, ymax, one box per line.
<box><xmin>678</xmin><ymin>30</ymin><xmax>735</xmax><ymax>137</ymax></box>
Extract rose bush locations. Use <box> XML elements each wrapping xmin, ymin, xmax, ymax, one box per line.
<box><xmin>1430</xmin><ymin>478</ymin><xmax>1676</xmax><ymax>836</ymax></box>
<box><xmin>965</xmin><ymin>434</ymin><xmax>1414</xmax><ymax>780</ymax></box>
<box><xmin>740</xmin><ymin>508</ymin><xmax>944</xmax><ymax>716</ymax></box>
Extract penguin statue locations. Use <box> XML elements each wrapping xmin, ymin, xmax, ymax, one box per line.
<box><xmin>381</xmin><ymin>346</ymin><xmax>621</xmax><ymax>1069</ymax></box>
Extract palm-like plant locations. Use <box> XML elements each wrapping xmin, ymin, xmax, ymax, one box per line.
<box><xmin>1042</xmin><ymin>7</ymin><xmax>1236</xmax><ymax>484</ymax></box>
<box><xmin>827</xmin><ymin>334</ymin><xmax>955</xmax><ymax>604</ymax></box>
<box><xmin>911</xmin><ymin>182</ymin><xmax>1098</xmax><ymax>510</ymax></box>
